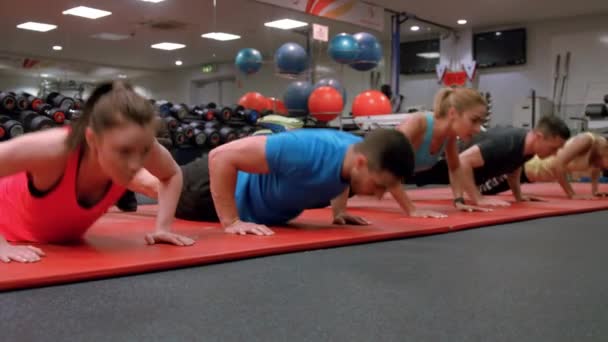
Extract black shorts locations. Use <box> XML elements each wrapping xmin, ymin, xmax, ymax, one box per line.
<box><xmin>410</xmin><ymin>159</ymin><xmax>532</xmax><ymax>195</ymax></box>
<box><xmin>176</xmin><ymin>154</ymin><xmax>220</xmax><ymax>222</ymax></box>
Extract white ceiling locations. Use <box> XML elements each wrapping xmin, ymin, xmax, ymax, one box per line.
<box><xmin>0</xmin><ymin>0</ymin><xmax>606</xmax><ymax>81</ymax></box>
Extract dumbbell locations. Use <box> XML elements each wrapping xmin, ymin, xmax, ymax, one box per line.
<box><xmin>46</xmin><ymin>92</ymin><xmax>75</xmax><ymax>111</ymax></box>
<box><xmin>9</xmin><ymin>92</ymin><xmax>28</xmax><ymax>111</ymax></box>
<box><xmin>191</xmin><ymin>128</ymin><xmax>207</xmax><ymax>147</ymax></box>
<box><xmin>163</xmin><ymin>116</ymin><xmax>179</xmax><ymax>132</ymax></box>
<box><xmin>171</xmin><ymin>129</ymin><xmax>187</xmax><ymax>146</ymax></box>
<box><xmin>219</xmin><ymin>126</ymin><xmax>237</xmax><ymax>144</ymax></box>
<box><xmin>20</xmin><ymin>92</ymin><xmax>44</xmax><ymax>111</ymax></box>
<box><xmin>155</xmin><ymin>101</ymin><xmax>173</xmax><ymax>117</ymax></box>
<box><xmin>0</xmin><ymin>115</ymin><xmax>24</xmax><ymax>140</ymax></box>
<box><xmin>176</xmin><ymin>123</ymin><xmax>194</xmax><ymax>140</ymax></box>
<box><xmin>20</xmin><ymin>110</ymin><xmax>55</xmax><ymax>131</ymax></box>
<box><xmin>37</xmin><ymin>104</ymin><xmax>65</xmax><ymax>124</ymax></box>
<box><xmin>66</xmin><ymin>109</ymin><xmax>82</xmax><ymax>121</ymax></box>
<box><xmin>238</xmin><ymin>126</ymin><xmax>255</xmax><ymax>138</ymax></box>
<box><xmin>170</xmin><ymin>104</ymin><xmax>188</xmax><ymax>120</ymax></box>
<box><xmin>0</xmin><ymin>92</ymin><xmax>16</xmax><ymax>112</ymax></box>
<box><xmin>190</xmin><ymin>107</ymin><xmax>216</xmax><ymax>121</ymax></box>
<box><xmin>219</xmin><ymin>107</ymin><xmax>233</xmax><ymax>122</ymax></box>
<box><xmin>203</xmin><ymin>121</ymin><xmax>221</xmax><ymax>147</ymax></box>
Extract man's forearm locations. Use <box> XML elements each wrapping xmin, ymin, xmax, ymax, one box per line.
<box><xmin>460</xmin><ymin>163</ymin><xmax>483</xmax><ymax>203</ymax></box>
<box><xmin>390</xmin><ymin>186</ymin><xmax>416</xmax><ymax>214</ymax></box>
<box><xmin>209</xmin><ymin>158</ymin><xmax>241</xmax><ymax>227</ymax></box>
<box><xmin>591</xmin><ymin>168</ymin><xmax>601</xmax><ymax>195</ymax></box>
<box><xmin>331</xmin><ymin>187</ymin><xmax>349</xmax><ymax>217</ymax></box>
<box><xmin>506</xmin><ymin>169</ymin><xmax>524</xmax><ymax>200</ymax></box>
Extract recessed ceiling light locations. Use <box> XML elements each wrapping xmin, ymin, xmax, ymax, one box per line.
<box><xmin>90</xmin><ymin>32</ymin><xmax>131</xmax><ymax>41</ymax></box>
<box><xmin>496</xmin><ymin>31</ymin><xmax>502</xmax><ymax>36</ymax></box>
<box><xmin>151</xmin><ymin>42</ymin><xmax>186</xmax><ymax>50</ymax></box>
<box><xmin>457</xmin><ymin>19</ymin><xmax>467</xmax><ymax>25</ymax></box>
<box><xmin>175</xmin><ymin>60</ymin><xmax>183</xmax><ymax>66</ymax></box>
<box><xmin>40</xmin><ymin>74</ymin><xmax>50</xmax><ymax>78</ymax></box>
<box><xmin>63</xmin><ymin>6</ymin><xmax>112</xmax><ymax>19</ymax></box>
<box><xmin>16</xmin><ymin>22</ymin><xmax>57</xmax><ymax>32</ymax></box>
<box><xmin>52</xmin><ymin>45</ymin><xmax>63</xmax><ymax>51</ymax></box>
<box><xmin>118</xmin><ymin>74</ymin><xmax>127</xmax><ymax>79</ymax></box>
<box><xmin>201</xmin><ymin>32</ymin><xmax>241</xmax><ymax>41</ymax></box>
<box><xmin>410</xmin><ymin>26</ymin><xmax>420</xmax><ymax>31</ymax></box>
<box><xmin>264</xmin><ymin>19</ymin><xmax>308</xmax><ymax>30</ymax></box>
<box><xmin>416</xmin><ymin>52</ymin><xmax>440</xmax><ymax>59</ymax></box>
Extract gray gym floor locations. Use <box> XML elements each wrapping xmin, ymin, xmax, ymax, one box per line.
<box><xmin>2</xmin><ymin>210</ymin><xmax>608</xmax><ymax>342</ymax></box>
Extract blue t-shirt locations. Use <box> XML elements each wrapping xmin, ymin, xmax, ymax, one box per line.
<box><xmin>235</xmin><ymin>129</ymin><xmax>363</xmax><ymax>225</ymax></box>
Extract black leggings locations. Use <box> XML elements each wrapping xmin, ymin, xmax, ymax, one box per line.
<box><xmin>175</xmin><ymin>154</ymin><xmax>220</xmax><ymax>222</ymax></box>
<box><xmin>412</xmin><ymin>160</ymin><xmax>531</xmax><ymax>195</ymax></box>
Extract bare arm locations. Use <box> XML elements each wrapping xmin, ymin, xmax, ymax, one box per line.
<box><xmin>331</xmin><ymin>187</ymin><xmax>349</xmax><ymax>218</ymax></box>
<box><xmin>506</xmin><ymin>167</ymin><xmax>524</xmax><ymax>201</ymax></box>
<box><xmin>552</xmin><ymin>134</ymin><xmax>593</xmax><ymax>198</ymax></box>
<box><xmin>444</xmin><ymin>138</ymin><xmax>464</xmax><ymax>199</ymax></box>
<box><xmin>458</xmin><ymin>145</ymin><xmax>486</xmax><ymax>203</ymax></box>
<box><xmin>127</xmin><ymin>168</ymin><xmax>160</xmax><ymax>199</ymax></box>
<box><xmin>209</xmin><ymin>136</ymin><xmax>270</xmax><ymax>227</ymax></box>
<box><xmin>139</xmin><ymin>141</ymin><xmax>183</xmax><ymax>234</ymax></box>
<box><xmin>389</xmin><ymin>185</ymin><xmax>416</xmax><ymax>215</ymax></box>
<box><xmin>591</xmin><ymin>168</ymin><xmax>601</xmax><ymax>195</ymax></box>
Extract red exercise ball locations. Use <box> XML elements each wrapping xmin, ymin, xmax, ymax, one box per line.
<box><xmin>238</xmin><ymin>92</ymin><xmax>269</xmax><ymax>113</ymax></box>
<box><xmin>352</xmin><ymin>90</ymin><xmax>392</xmax><ymax>117</ymax></box>
<box><xmin>307</xmin><ymin>86</ymin><xmax>343</xmax><ymax>122</ymax></box>
<box><xmin>267</xmin><ymin>97</ymin><xmax>288</xmax><ymax>115</ymax></box>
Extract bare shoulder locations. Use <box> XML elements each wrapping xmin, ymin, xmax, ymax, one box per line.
<box><xmin>396</xmin><ymin>112</ymin><xmax>426</xmax><ymax>139</ymax></box>
<box><xmin>0</xmin><ymin>127</ymin><xmax>71</xmax><ymax>176</ymax></box>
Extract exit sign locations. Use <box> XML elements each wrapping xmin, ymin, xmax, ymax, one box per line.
<box><xmin>201</xmin><ymin>64</ymin><xmax>216</xmax><ymax>73</ymax></box>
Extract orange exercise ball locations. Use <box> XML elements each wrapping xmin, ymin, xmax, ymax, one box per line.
<box><xmin>238</xmin><ymin>92</ymin><xmax>269</xmax><ymax>113</ymax></box>
<box><xmin>267</xmin><ymin>97</ymin><xmax>288</xmax><ymax>115</ymax></box>
<box><xmin>352</xmin><ymin>90</ymin><xmax>392</xmax><ymax>117</ymax></box>
<box><xmin>308</xmin><ymin>86</ymin><xmax>343</xmax><ymax>122</ymax></box>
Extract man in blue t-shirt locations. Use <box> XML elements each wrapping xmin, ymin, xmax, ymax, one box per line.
<box><xmin>160</xmin><ymin>128</ymin><xmax>415</xmax><ymax>235</ymax></box>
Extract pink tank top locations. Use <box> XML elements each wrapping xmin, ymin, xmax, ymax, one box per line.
<box><xmin>0</xmin><ymin>146</ymin><xmax>126</xmax><ymax>243</ymax></box>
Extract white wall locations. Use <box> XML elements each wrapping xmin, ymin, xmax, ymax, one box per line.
<box><xmin>399</xmin><ymin>13</ymin><xmax>608</xmax><ymax>127</ymax></box>
<box><xmin>0</xmin><ymin>72</ymin><xmax>44</xmax><ymax>97</ymax></box>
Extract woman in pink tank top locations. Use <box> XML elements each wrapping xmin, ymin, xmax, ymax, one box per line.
<box><xmin>0</xmin><ymin>81</ymin><xmax>194</xmax><ymax>263</ymax></box>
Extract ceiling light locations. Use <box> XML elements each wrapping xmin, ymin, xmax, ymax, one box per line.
<box><xmin>16</xmin><ymin>22</ymin><xmax>57</xmax><ymax>32</ymax></box>
<box><xmin>91</xmin><ymin>32</ymin><xmax>131</xmax><ymax>41</ymax></box>
<box><xmin>52</xmin><ymin>45</ymin><xmax>63</xmax><ymax>51</ymax></box>
<box><xmin>496</xmin><ymin>32</ymin><xmax>502</xmax><ymax>36</ymax></box>
<box><xmin>175</xmin><ymin>60</ymin><xmax>183</xmax><ymax>66</ymax></box>
<box><xmin>264</xmin><ymin>19</ymin><xmax>308</xmax><ymax>30</ymax></box>
<box><xmin>457</xmin><ymin>19</ymin><xmax>467</xmax><ymax>25</ymax></box>
<box><xmin>151</xmin><ymin>42</ymin><xmax>186</xmax><ymax>50</ymax></box>
<box><xmin>40</xmin><ymin>74</ymin><xmax>50</xmax><ymax>78</ymax></box>
<box><xmin>118</xmin><ymin>74</ymin><xmax>127</xmax><ymax>79</ymax></box>
<box><xmin>201</xmin><ymin>32</ymin><xmax>241</xmax><ymax>41</ymax></box>
<box><xmin>410</xmin><ymin>26</ymin><xmax>420</xmax><ymax>31</ymax></box>
<box><xmin>62</xmin><ymin>6</ymin><xmax>112</xmax><ymax>19</ymax></box>
<box><xmin>600</xmin><ymin>35</ymin><xmax>608</xmax><ymax>44</ymax></box>
<box><xmin>416</xmin><ymin>52</ymin><xmax>440</xmax><ymax>59</ymax></box>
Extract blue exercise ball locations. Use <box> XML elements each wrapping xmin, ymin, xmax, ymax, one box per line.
<box><xmin>235</xmin><ymin>48</ymin><xmax>263</xmax><ymax>74</ymax></box>
<box><xmin>275</xmin><ymin>42</ymin><xmax>308</xmax><ymax>75</ymax></box>
<box><xmin>328</xmin><ymin>33</ymin><xmax>360</xmax><ymax>64</ymax></box>
<box><xmin>350</xmin><ymin>32</ymin><xmax>382</xmax><ymax>71</ymax></box>
<box><xmin>283</xmin><ymin>81</ymin><xmax>313</xmax><ymax>116</ymax></box>
<box><xmin>314</xmin><ymin>78</ymin><xmax>347</xmax><ymax>106</ymax></box>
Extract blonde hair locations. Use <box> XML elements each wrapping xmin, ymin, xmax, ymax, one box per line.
<box><xmin>433</xmin><ymin>87</ymin><xmax>487</xmax><ymax>118</ymax></box>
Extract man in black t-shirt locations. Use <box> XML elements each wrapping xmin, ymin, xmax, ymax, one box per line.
<box><xmin>413</xmin><ymin>116</ymin><xmax>571</xmax><ymax>208</ymax></box>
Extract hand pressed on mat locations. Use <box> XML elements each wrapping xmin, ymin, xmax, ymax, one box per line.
<box><xmin>145</xmin><ymin>231</ymin><xmax>195</xmax><ymax>246</ymax></box>
<box><xmin>0</xmin><ymin>243</ymin><xmax>45</xmax><ymax>263</ymax></box>
<box><xmin>455</xmin><ymin>202</ymin><xmax>492</xmax><ymax>212</ymax></box>
<box><xmin>225</xmin><ymin>220</ymin><xmax>275</xmax><ymax>236</ymax></box>
<box><xmin>477</xmin><ymin>197</ymin><xmax>510</xmax><ymax>207</ymax></box>
<box><xmin>409</xmin><ymin>208</ymin><xmax>447</xmax><ymax>218</ymax></box>
<box><xmin>333</xmin><ymin>213</ymin><xmax>370</xmax><ymax>225</ymax></box>
<box><xmin>517</xmin><ymin>194</ymin><xmax>546</xmax><ymax>202</ymax></box>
